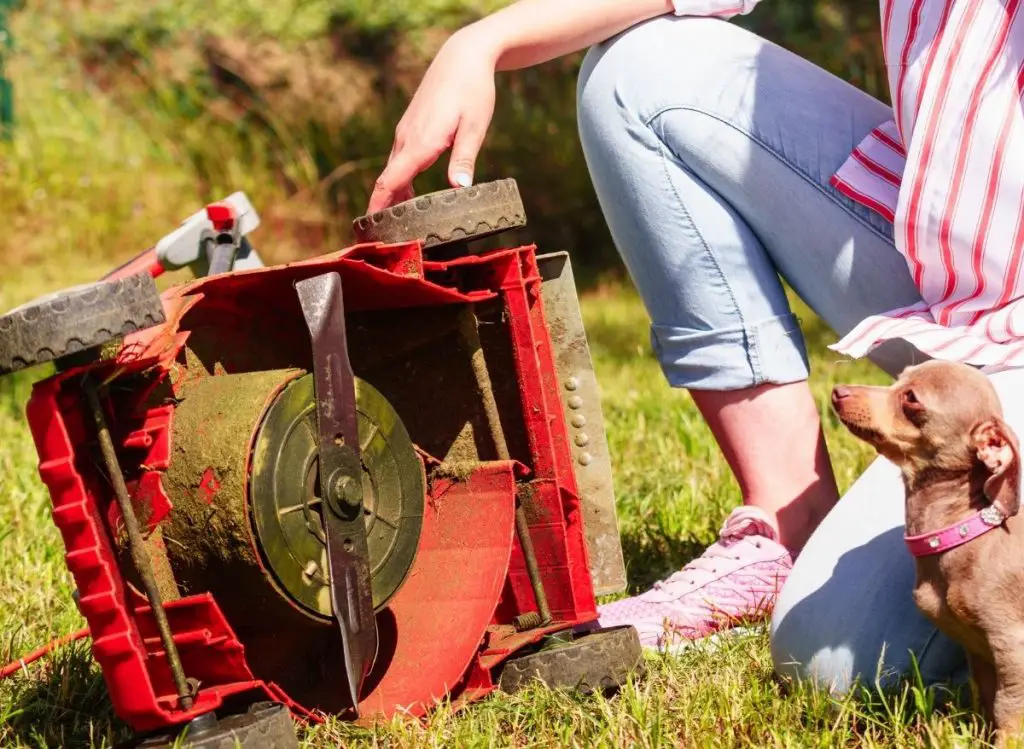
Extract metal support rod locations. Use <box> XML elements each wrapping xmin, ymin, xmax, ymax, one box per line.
<box><xmin>83</xmin><ymin>378</ymin><xmax>194</xmax><ymax>710</ymax></box>
<box><xmin>458</xmin><ymin>307</ymin><xmax>552</xmax><ymax>626</ymax></box>
<box><xmin>203</xmin><ymin>235</ymin><xmax>237</xmax><ymax>276</ymax></box>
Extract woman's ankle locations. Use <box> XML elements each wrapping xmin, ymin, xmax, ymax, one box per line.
<box><xmin>751</xmin><ymin>482</ymin><xmax>837</xmax><ymax>555</ymax></box>
<box><xmin>691</xmin><ymin>381</ymin><xmax>839</xmax><ymax>553</ymax></box>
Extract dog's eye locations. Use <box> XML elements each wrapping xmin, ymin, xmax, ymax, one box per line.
<box><xmin>904</xmin><ymin>389</ymin><xmax>918</xmax><ymax>404</ymax></box>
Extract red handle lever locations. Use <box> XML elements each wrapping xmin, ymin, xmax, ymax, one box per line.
<box><xmin>101</xmin><ymin>248</ymin><xmax>164</xmax><ymax>282</ymax></box>
<box><xmin>206</xmin><ymin>202</ymin><xmax>237</xmax><ymax>232</ymax></box>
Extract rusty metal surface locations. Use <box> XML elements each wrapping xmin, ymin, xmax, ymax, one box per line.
<box><xmin>537</xmin><ymin>252</ymin><xmax>627</xmax><ymax>596</ymax></box>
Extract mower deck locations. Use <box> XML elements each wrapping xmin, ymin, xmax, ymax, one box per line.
<box><xmin>24</xmin><ymin>237</ymin><xmax>627</xmax><ymax>734</ymax></box>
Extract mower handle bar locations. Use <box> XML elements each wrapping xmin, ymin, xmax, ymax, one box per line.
<box><xmin>101</xmin><ymin>192</ymin><xmax>264</xmax><ymax>283</ymax></box>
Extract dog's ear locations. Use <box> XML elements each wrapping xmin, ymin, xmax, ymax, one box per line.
<box><xmin>971</xmin><ymin>417</ymin><xmax>1021</xmax><ymax>517</ymax></box>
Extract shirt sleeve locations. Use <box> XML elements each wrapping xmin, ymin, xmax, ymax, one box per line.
<box><xmin>669</xmin><ymin>0</ymin><xmax>763</xmax><ymax>19</ymax></box>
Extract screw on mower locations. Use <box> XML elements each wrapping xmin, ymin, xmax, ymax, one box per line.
<box><xmin>0</xmin><ymin>180</ymin><xmax>642</xmax><ymax>744</ymax></box>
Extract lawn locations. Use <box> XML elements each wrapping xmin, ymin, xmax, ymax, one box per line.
<box><xmin>0</xmin><ymin>1</ymin><xmax>992</xmax><ymax>747</ymax></box>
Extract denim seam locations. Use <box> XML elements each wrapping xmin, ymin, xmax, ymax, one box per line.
<box><xmin>642</xmin><ymin>105</ymin><xmax>894</xmax><ymax>246</ymax></box>
<box><xmin>748</xmin><ymin>318</ymin><xmax>763</xmax><ymax>382</ymax></box>
<box><xmin>652</xmin><ymin>133</ymin><xmax>763</xmax><ymax>382</ymax></box>
<box><xmin>651</xmin><ymin>311</ymin><xmax>800</xmax><ymax>339</ymax></box>
<box><xmin>654</xmin><ymin>313</ymin><xmax>808</xmax><ymax>386</ymax></box>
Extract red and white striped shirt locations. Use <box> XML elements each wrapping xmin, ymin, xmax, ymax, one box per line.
<box><xmin>673</xmin><ymin>0</ymin><xmax>1024</xmax><ymax>370</ymax></box>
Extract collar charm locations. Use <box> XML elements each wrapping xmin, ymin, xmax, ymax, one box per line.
<box><xmin>981</xmin><ymin>505</ymin><xmax>1005</xmax><ymax>526</ymax></box>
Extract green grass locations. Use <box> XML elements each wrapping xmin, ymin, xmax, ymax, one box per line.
<box><xmin>0</xmin><ymin>281</ymin><xmax>992</xmax><ymax>748</ymax></box>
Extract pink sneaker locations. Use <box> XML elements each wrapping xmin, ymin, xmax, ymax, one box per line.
<box><xmin>598</xmin><ymin>506</ymin><xmax>793</xmax><ymax>651</ymax></box>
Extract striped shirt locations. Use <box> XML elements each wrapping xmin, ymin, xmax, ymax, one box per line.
<box><xmin>672</xmin><ymin>0</ymin><xmax>1024</xmax><ymax>370</ymax></box>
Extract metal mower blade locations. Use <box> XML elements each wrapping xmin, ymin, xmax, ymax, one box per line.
<box><xmin>295</xmin><ymin>272</ymin><xmax>378</xmax><ymax>712</ymax></box>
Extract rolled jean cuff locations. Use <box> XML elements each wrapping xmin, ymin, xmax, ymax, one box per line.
<box><xmin>650</xmin><ymin>312</ymin><xmax>809</xmax><ymax>390</ymax></box>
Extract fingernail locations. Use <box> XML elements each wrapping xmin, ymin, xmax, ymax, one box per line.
<box><xmin>454</xmin><ymin>173</ymin><xmax>472</xmax><ymax>188</ymax></box>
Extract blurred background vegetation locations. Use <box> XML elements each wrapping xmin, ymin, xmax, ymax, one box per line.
<box><xmin>0</xmin><ymin>0</ymin><xmax>885</xmax><ymax>297</ymax></box>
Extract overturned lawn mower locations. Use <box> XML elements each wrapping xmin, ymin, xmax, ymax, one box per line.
<box><xmin>0</xmin><ymin>180</ymin><xmax>641</xmax><ymax>747</ymax></box>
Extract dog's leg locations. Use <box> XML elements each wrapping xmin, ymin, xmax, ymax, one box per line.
<box><xmin>970</xmin><ymin>653</ymin><xmax>998</xmax><ymax>723</ymax></box>
<box><xmin>994</xmin><ymin>687</ymin><xmax>1024</xmax><ymax>749</ymax></box>
<box><xmin>991</xmin><ymin>644</ymin><xmax>1024</xmax><ymax>748</ymax></box>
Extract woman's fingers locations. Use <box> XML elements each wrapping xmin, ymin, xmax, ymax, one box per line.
<box><xmin>367</xmin><ymin>43</ymin><xmax>494</xmax><ymax>211</ymax></box>
<box><xmin>447</xmin><ymin>103</ymin><xmax>494</xmax><ymax>189</ymax></box>
<box><xmin>368</xmin><ymin>141</ymin><xmax>444</xmax><ymax>213</ymax></box>
<box><xmin>370</xmin><ymin>109</ymin><xmax>489</xmax><ymax>212</ymax></box>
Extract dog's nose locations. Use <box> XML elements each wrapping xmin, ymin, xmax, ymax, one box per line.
<box><xmin>831</xmin><ymin>386</ymin><xmax>851</xmax><ymax>405</ymax></box>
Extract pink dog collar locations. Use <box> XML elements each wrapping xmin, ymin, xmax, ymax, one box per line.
<box><xmin>904</xmin><ymin>505</ymin><xmax>1007</xmax><ymax>557</ymax></box>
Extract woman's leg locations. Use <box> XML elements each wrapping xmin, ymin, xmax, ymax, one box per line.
<box><xmin>577</xmin><ymin>15</ymin><xmax>920</xmax><ymax>552</ymax></box>
<box><xmin>577</xmin><ymin>15</ymin><xmax>924</xmax><ymax>648</ymax></box>
<box><xmin>691</xmin><ymin>384</ymin><xmax>835</xmax><ymax>550</ymax></box>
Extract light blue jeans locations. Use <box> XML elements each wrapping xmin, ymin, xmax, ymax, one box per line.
<box><xmin>576</xmin><ymin>16</ymin><xmax>975</xmax><ymax>691</ymax></box>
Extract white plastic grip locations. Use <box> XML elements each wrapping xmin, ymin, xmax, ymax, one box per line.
<box><xmin>155</xmin><ymin>192</ymin><xmax>262</xmax><ymax>271</ymax></box>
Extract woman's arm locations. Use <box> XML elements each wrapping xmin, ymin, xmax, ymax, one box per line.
<box><xmin>367</xmin><ymin>0</ymin><xmax>760</xmax><ymax>212</ymax></box>
<box><xmin>472</xmin><ymin>0</ymin><xmax>675</xmax><ymax>72</ymax></box>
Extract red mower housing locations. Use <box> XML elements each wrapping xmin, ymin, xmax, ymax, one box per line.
<box><xmin>19</xmin><ymin>193</ymin><xmax>634</xmax><ymax>737</ymax></box>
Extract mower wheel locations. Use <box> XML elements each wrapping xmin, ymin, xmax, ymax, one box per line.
<box><xmin>352</xmin><ymin>178</ymin><xmax>526</xmax><ymax>249</ymax></box>
<box><xmin>498</xmin><ymin>625</ymin><xmax>643</xmax><ymax>695</ymax></box>
<box><xmin>135</xmin><ymin>702</ymin><xmax>298</xmax><ymax>749</ymax></box>
<box><xmin>0</xmin><ymin>272</ymin><xmax>165</xmax><ymax>375</ymax></box>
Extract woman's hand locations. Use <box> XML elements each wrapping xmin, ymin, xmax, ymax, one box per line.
<box><xmin>367</xmin><ymin>31</ymin><xmax>498</xmax><ymax>213</ymax></box>
<box><xmin>365</xmin><ymin>0</ymin><xmax>676</xmax><ymax>214</ymax></box>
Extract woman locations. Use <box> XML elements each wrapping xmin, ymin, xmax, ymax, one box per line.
<box><xmin>368</xmin><ymin>0</ymin><xmax>1024</xmax><ymax>693</ymax></box>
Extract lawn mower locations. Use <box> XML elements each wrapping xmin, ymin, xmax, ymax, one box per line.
<box><xmin>0</xmin><ymin>179</ymin><xmax>641</xmax><ymax>747</ymax></box>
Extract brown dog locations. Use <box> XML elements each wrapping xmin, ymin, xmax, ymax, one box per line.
<box><xmin>831</xmin><ymin>359</ymin><xmax>1023</xmax><ymax>746</ymax></box>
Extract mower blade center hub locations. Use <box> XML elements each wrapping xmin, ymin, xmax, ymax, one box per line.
<box><xmin>326</xmin><ymin>461</ymin><xmax>363</xmax><ymax>516</ymax></box>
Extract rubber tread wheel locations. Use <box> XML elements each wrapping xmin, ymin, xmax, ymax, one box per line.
<box><xmin>136</xmin><ymin>702</ymin><xmax>298</xmax><ymax>749</ymax></box>
<box><xmin>498</xmin><ymin>625</ymin><xmax>643</xmax><ymax>694</ymax></box>
<box><xmin>0</xmin><ymin>272</ymin><xmax>165</xmax><ymax>375</ymax></box>
<box><xmin>352</xmin><ymin>178</ymin><xmax>526</xmax><ymax>248</ymax></box>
